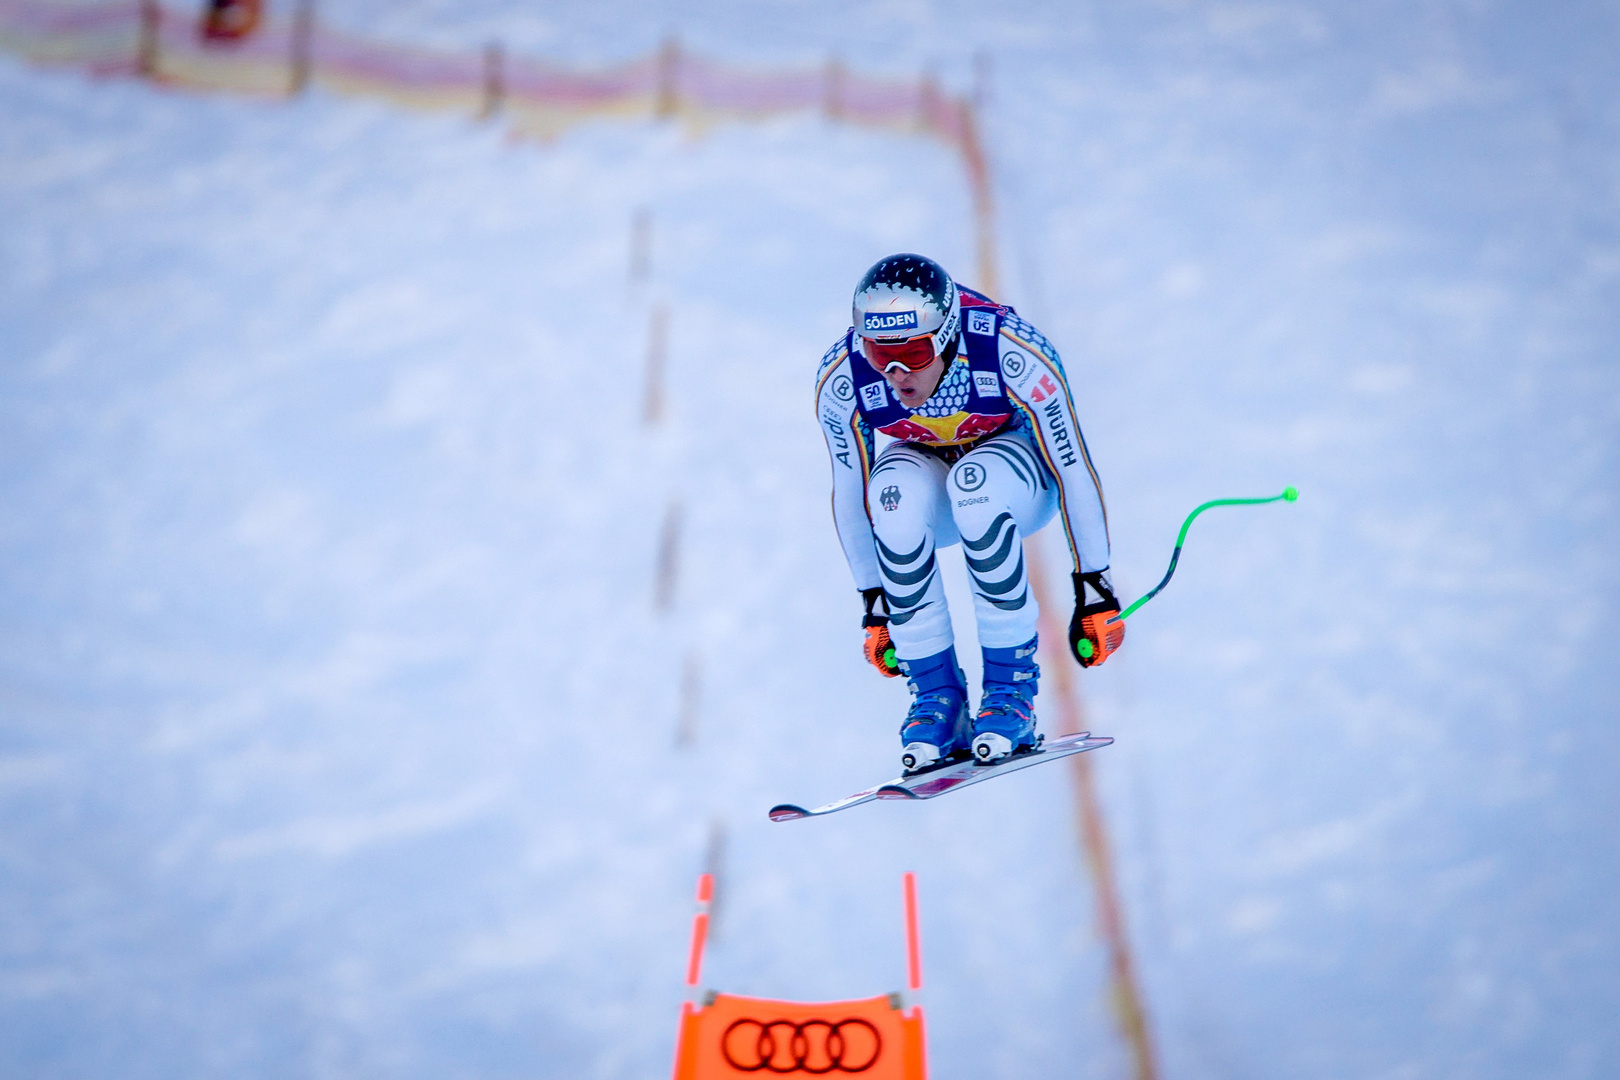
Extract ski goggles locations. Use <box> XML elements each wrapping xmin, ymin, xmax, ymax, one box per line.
<box><xmin>860</xmin><ymin>333</ymin><xmax>938</xmax><ymax>373</ymax></box>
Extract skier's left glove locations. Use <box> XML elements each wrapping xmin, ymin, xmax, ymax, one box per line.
<box><xmin>1069</xmin><ymin>570</ymin><xmax>1125</xmax><ymax>667</ymax></box>
<box><xmin>860</xmin><ymin>587</ymin><xmax>902</xmax><ymax>678</ymax></box>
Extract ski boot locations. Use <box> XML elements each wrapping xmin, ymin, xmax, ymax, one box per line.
<box><xmin>972</xmin><ymin>636</ymin><xmax>1041</xmax><ymax>764</ymax></box>
<box><xmin>897</xmin><ymin>647</ymin><xmax>972</xmax><ymax>773</ymax></box>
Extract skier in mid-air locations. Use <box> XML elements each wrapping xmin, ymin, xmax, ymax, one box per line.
<box><xmin>816</xmin><ymin>254</ymin><xmax>1124</xmax><ymax>773</ymax></box>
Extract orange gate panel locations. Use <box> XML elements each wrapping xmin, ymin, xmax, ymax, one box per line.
<box><xmin>673</xmin><ymin>993</ymin><xmax>925</xmax><ymax>1080</ymax></box>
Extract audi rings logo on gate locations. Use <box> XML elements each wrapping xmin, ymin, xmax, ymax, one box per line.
<box><xmin>954</xmin><ymin>463</ymin><xmax>986</xmax><ymax>491</ymax></box>
<box><xmin>721</xmin><ymin>1018</ymin><xmax>883</xmax><ymax>1074</ymax></box>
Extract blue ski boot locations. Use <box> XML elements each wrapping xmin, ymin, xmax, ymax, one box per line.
<box><xmin>972</xmin><ymin>636</ymin><xmax>1041</xmax><ymax>764</ymax></box>
<box><xmin>897</xmin><ymin>647</ymin><xmax>972</xmax><ymax>773</ymax></box>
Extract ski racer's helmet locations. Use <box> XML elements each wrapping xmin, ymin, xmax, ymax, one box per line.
<box><xmin>852</xmin><ymin>254</ymin><xmax>961</xmax><ymax>373</ymax></box>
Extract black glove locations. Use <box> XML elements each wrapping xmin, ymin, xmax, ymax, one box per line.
<box><xmin>1069</xmin><ymin>570</ymin><xmax>1125</xmax><ymax>667</ymax></box>
<box><xmin>860</xmin><ymin>587</ymin><xmax>902</xmax><ymax>677</ymax></box>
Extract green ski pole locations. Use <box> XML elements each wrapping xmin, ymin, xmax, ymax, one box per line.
<box><xmin>1075</xmin><ymin>486</ymin><xmax>1298</xmax><ymax>660</ymax></box>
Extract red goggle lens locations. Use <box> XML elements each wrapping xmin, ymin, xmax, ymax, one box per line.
<box><xmin>862</xmin><ymin>335</ymin><xmax>935</xmax><ymax>372</ymax></box>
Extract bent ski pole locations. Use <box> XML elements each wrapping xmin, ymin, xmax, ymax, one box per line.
<box><xmin>1075</xmin><ymin>487</ymin><xmax>1298</xmax><ymax>660</ymax></box>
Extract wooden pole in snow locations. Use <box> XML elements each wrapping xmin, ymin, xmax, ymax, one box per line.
<box><xmin>643</xmin><ymin>303</ymin><xmax>669</xmax><ymax>424</ymax></box>
<box><xmin>135</xmin><ymin>0</ymin><xmax>159</xmax><ymax>80</ymax></box>
<box><xmin>288</xmin><ymin>0</ymin><xmax>314</xmax><ymax>96</ymax></box>
<box><xmin>479</xmin><ymin>41</ymin><xmax>504</xmax><ymax>120</ymax></box>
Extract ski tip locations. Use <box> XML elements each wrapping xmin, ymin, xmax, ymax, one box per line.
<box><xmin>768</xmin><ymin>804</ymin><xmax>809</xmax><ymax>822</ymax></box>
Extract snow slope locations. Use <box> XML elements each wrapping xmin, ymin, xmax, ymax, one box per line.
<box><xmin>2</xmin><ymin>3</ymin><xmax>1617</xmax><ymax>1079</ymax></box>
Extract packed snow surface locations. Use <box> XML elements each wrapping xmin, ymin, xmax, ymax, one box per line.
<box><xmin>2</xmin><ymin>2</ymin><xmax>1617</xmax><ymax>1078</ymax></box>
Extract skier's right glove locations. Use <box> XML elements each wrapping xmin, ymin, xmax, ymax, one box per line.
<box><xmin>1069</xmin><ymin>570</ymin><xmax>1126</xmax><ymax>667</ymax></box>
<box><xmin>860</xmin><ymin>587</ymin><xmax>902</xmax><ymax>678</ymax></box>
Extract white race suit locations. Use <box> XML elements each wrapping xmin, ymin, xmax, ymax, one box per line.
<box><xmin>814</xmin><ymin>292</ymin><xmax>1111</xmax><ymax>660</ymax></box>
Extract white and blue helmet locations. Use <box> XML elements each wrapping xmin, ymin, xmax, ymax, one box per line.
<box><xmin>852</xmin><ymin>254</ymin><xmax>961</xmax><ymax>357</ymax></box>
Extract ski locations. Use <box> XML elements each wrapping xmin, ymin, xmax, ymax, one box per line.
<box><xmin>768</xmin><ymin>731</ymin><xmax>1112</xmax><ymax>821</ymax></box>
<box><xmin>766</xmin><ymin>782</ymin><xmax>891</xmax><ymax>822</ymax></box>
<box><xmin>876</xmin><ymin>731</ymin><xmax>1111</xmax><ymax>801</ymax></box>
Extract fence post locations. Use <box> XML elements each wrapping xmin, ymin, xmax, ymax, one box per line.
<box><xmin>479</xmin><ymin>41</ymin><xmax>504</xmax><ymax>119</ymax></box>
<box><xmin>653</xmin><ymin>495</ymin><xmax>681</xmax><ymax>608</ymax></box>
<box><xmin>135</xmin><ymin>0</ymin><xmax>160</xmax><ymax>79</ymax></box>
<box><xmin>643</xmin><ymin>303</ymin><xmax>669</xmax><ymax>423</ymax></box>
<box><xmin>655</xmin><ymin>35</ymin><xmax>681</xmax><ymax>119</ymax></box>
<box><xmin>288</xmin><ymin>0</ymin><xmax>314</xmax><ymax>96</ymax></box>
<box><xmin>630</xmin><ymin>208</ymin><xmax>652</xmax><ymax>284</ymax></box>
<box><xmin>823</xmin><ymin>55</ymin><xmax>845</xmax><ymax>121</ymax></box>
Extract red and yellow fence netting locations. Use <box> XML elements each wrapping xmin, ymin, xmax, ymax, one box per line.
<box><xmin>0</xmin><ymin>0</ymin><xmax>975</xmax><ymax>147</ymax></box>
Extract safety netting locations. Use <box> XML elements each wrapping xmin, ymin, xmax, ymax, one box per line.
<box><xmin>0</xmin><ymin>0</ymin><xmax>975</xmax><ymax>151</ymax></box>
